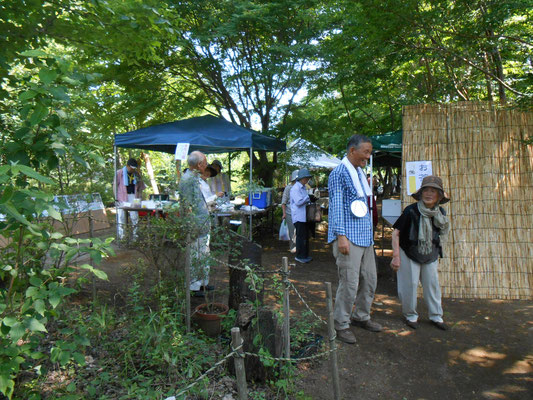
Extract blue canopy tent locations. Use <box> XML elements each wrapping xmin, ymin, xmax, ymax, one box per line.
<box><xmin>114</xmin><ymin>115</ymin><xmax>286</xmax><ymax>154</ymax></box>
<box><xmin>113</xmin><ymin>115</ymin><xmax>286</xmax><ymax>240</ymax></box>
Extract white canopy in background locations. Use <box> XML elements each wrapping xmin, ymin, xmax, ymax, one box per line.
<box><xmin>286</xmin><ymin>138</ymin><xmax>341</xmax><ymax>169</ymax></box>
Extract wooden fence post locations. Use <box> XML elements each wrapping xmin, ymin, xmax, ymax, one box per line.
<box><xmin>282</xmin><ymin>257</ymin><xmax>290</xmax><ymax>360</ymax></box>
<box><xmin>185</xmin><ymin>234</ymin><xmax>191</xmax><ymax>333</ymax></box>
<box><xmin>231</xmin><ymin>327</ymin><xmax>248</xmax><ymax>400</ymax></box>
<box><xmin>325</xmin><ymin>282</ymin><xmax>341</xmax><ymax>400</ymax></box>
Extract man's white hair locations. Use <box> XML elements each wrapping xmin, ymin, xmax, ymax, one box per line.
<box><xmin>187</xmin><ymin>151</ymin><xmax>204</xmax><ymax>167</ymax></box>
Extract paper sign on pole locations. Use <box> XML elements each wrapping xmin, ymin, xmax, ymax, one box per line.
<box><xmin>405</xmin><ymin>161</ymin><xmax>432</xmax><ymax>195</ymax></box>
<box><xmin>175</xmin><ymin>143</ymin><xmax>190</xmax><ymax>161</ymax></box>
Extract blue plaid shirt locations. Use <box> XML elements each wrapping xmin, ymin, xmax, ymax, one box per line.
<box><xmin>327</xmin><ymin>164</ymin><xmax>373</xmax><ymax>247</ymax></box>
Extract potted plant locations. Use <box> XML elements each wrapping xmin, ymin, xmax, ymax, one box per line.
<box><xmin>193</xmin><ymin>301</ymin><xmax>229</xmax><ymax>337</ymax></box>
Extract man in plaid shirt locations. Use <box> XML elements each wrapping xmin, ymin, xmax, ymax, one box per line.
<box><xmin>328</xmin><ymin>134</ymin><xmax>382</xmax><ymax>344</ymax></box>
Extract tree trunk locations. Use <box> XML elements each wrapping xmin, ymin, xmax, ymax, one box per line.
<box><xmin>479</xmin><ymin>2</ymin><xmax>507</xmax><ymax>104</ymax></box>
<box><xmin>58</xmin><ymin>159</ymin><xmax>64</xmax><ymax>194</ymax></box>
<box><xmin>228</xmin><ymin>303</ymin><xmax>282</xmax><ymax>382</ymax></box>
<box><xmin>141</xmin><ymin>152</ymin><xmax>159</xmax><ymax>195</ymax></box>
<box><xmin>483</xmin><ymin>51</ymin><xmax>494</xmax><ymax>102</ymax></box>
<box><xmin>249</xmin><ymin>150</ymin><xmax>275</xmax><ymax>187</ymax></box>
<box><xmin>228</xmin><ymin>237</ymin><xmax>263</xmax><ymax>310</ymax></box>
<box><xmin>489</xmin><ymin>47</ymin><xmax>507</xmax><ymax>104</ymax></box>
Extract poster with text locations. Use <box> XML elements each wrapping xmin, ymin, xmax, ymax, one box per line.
<box><xmin>175</xmin><ymin>143</ymin><xmax>190</xmax><ymax>160</ymax></box>
<box><xmin>406</xmin><ymin>161</ymin><xmax>433</xmax><ymax>195</ymax></box>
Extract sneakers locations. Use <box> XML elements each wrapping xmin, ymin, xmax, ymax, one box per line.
<box><xmin>431</xmin><ymin>320</ymin><xmax>449</xmax><ymax>330</ymax></box>
<box><xmin>405</xmin><ymin>320</ymin><xmax>419</xmax><ymax>329</ymax></box>
<box><xmin>351</xmin><ymin>319</ymin><xmax>383</xmax><ymax>332</ymax></box>
<box><xmin>289</xmin><ymin>248</ymin><xmax>296</xmax><ymax>253</ymax></box>
<box><xmin>295</xmin><ymin>257</ymin><xmax>312</xmax><ymax>263</ymax></box>
<box><xmin>404</xmin><ymin>319</ymin><xmax>448</xmax><ymax>330</ymax></box>
<box><xmin>335</xmin><ymin>328</ymin><xmax>356</xmax><ymax>344</ymax></box>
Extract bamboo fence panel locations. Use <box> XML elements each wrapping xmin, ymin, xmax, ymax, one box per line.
<box><xmin>401</xmin><ymin>102</ymin><xmax>532</xmax><ymax>299</ymax></box>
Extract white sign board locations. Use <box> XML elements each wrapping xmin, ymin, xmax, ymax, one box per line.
<box><xmin>175</xmin><ymin>143</ymin><xmax>190</xmax><ymax>161</ymax></box>
<box><xmin>405</xmin><ymin>161</ymin><xmax>432</xmax><ymax>195</ymax></box>
<box><xmin>382</xmin><ymin>199</ymin><xmax>402</xmax><ymax>226</ymax></box>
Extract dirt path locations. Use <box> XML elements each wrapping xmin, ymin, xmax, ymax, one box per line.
<box><xmin>258</xmin><ymin>232</ymin><xmax>532</xmax><ymax>400</ymax></box>
<box><xmin>90</xmin><ymin>223</ymin><xmax>532</xmax><ymax>400</ymax></box>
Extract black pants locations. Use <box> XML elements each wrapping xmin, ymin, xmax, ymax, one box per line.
<box><xmin>294</xmin><ymin>221</ymin><xmax>309</xmax><ymax>259</ymax></box>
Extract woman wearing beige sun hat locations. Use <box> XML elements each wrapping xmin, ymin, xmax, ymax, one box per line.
<box><xmin>390</xmin><ymin>175</ymin><xmax>451</xmax><ymax>330</ymax></box>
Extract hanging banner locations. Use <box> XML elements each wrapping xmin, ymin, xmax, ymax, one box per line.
<box><xmin>406</xmin><ymin>161</ymin><xmax>432</xmax><ymax>195</ymax></box>
<box><xmin>175</xmin><ymin>143</ymin><xmax>190</xmax><ymax>161</ymax></box>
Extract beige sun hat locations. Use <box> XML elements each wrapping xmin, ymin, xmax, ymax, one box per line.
<box><xmin>411</xmin><ymin>175</ymin><xmax>450</xmax><ymax>204</ymax></box>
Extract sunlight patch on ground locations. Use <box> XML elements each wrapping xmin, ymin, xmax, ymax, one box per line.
<box><xmin>448</xmin><ymin>347</ymin><xmax>507</xmax><ymax>367</ymax></box>
<box><xmin>482</xmin><ymin>384</ymin><xmax>529</xmax><ymax>399</ymax></box>
<box><xmin>384</xmin><ymin>329</ymin><xmax>414</xmax><ymax>337</ymax></box>
<box><xmin>293</xmin><ymin>280</ymin><xmax>331</xmax><ymax>289</ymax></box>
<box><xmin>503</xmin><ymin>356</ymin><xmax>533</xmax><ymax>374</ymax></box>
<box><xmin>376</xmin><ymin>297</ymin><xmax>400</xmax><ymax>306</ymax></box>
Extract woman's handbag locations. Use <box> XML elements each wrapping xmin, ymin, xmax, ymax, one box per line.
<box><xmin>306</xmin><ymin>203</ymin><xmax>322</xmax><ymax>222</ymax></box>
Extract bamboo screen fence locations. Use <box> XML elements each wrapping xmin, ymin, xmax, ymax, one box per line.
<box><xmin>401</xmin><ymin>102</ymin><xmax>532</xmax><ymax>300</ymax></box>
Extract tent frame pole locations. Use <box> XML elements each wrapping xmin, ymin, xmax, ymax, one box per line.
<box><xmin>249</xmin><ymin>147</ymin><xmax>253</xmax><ymax>241</ymax></box>
<box><xmin>228</xmin><ymin>152</ymin><xmax>232</xmax><ymax>195</ymax></box>
<box><xmin>114</xmin><ymin>145</ymin><xmax>118</xmax><ymax>238</ymax></box>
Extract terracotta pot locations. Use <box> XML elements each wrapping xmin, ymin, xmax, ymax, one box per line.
<box><xmin>193</xmin><ymin>303</ymin><xmax>229</xmax><ymax>337</ymax></box>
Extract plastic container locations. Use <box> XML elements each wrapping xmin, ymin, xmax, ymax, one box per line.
<box><xmin>248</xmin><ymin>189</ymin><xmax>271</xmax><ymax>209</ymax></box>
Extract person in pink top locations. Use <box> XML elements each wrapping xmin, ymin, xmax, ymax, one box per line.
<box><xmin>114</xmin><ymin>158</ymin><xmax>146</xmax><ymax>239</ymax></box>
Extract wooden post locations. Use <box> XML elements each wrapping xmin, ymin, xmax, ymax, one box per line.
<box><xmin>185</xmin><ymin>234</ymin><xmax>191</xmax><ymax>333</ymax></box>
<box><xmin>325</xmin><ymin>282</ymin><xmax>341</xmax><ymax>400</ymax></box>
<box><xmin>231</xmin><ymin>327</ymin><xmax>248</xmax><ymax>400</ymax></box>
<box><xmin>282</xmin><ymin>257</ymin><xmax>290</xmax><ymax>360</ymax></box>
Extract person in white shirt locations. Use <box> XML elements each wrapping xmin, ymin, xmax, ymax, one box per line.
<box><xmin>208</xmin><ymin>159</ymin><xmax>231</xmax><ymax>197</ymax></box>
<box><xmin>281</xmin><ymin>170</ymin><xmax>299</xmax><ymax>253</ymax></box>
<box><xmin>290</xmin><ymin>168</ymin><xmax>312</xmax><ymax>263</ymax></box>
<box><xmin>200</xmin><ymin>165</ymin><xmax>224</xmax><ymax>209</ymax></box>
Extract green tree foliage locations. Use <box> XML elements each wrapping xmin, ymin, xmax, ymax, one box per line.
<box><xmin>1</xmin><ymin>4</ymin><xmax>114</xmax><ymax>397</ymax></box>
<box><xmin>49</xmin><ymin>0</ymin><xmax>325</xmax><ymax>185</ymax></box>
<box><xmin>291</xmin><ymin>0</ymin><xmax>532</xmax><ymax>154</ymax></box>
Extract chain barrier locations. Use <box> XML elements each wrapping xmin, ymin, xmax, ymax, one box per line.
<box><xmin>166</xmin><ymin>334</ymin><xmax>336</xmax><ymax>399</ymax></box>
<box><xmin>80</xmin><ymin>216</ymin><xmax>337</xmax><ymax>394</ymax></box>
<box><xmin>168</xmin><ymin>342</ymin><xmax>243</xmax><ymax>400</ymax></box>
<box><xmin>213</xmin><ymin>256</ymin><xmax>281</xmax><ymax>275</ymax></box>
<box><xmin>214</xmin><ymin>256</ymin><xmax>328</xmax><ymax>328</ymax></box>
<box><xmin>289</xmin><ymin>281</ymin><xmax>328</xmax><ymax>326</ymax></box>
<box><xmin>243</xmin><ymin>346</ymin><xmax>336</xmax><ymax>363</ymax></box>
